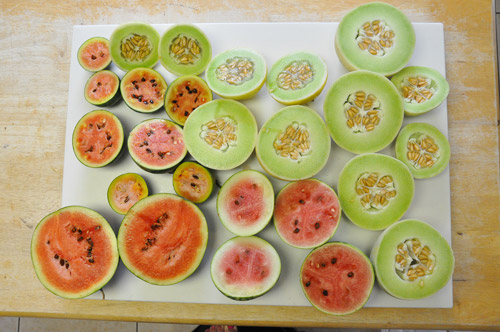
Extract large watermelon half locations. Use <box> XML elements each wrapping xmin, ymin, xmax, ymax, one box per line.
<box><xmin>117</xmin><ymin>193</ymin><xmax>208</xmax><ymax>285</ymax></box>
<box><xmin>31</xmin><ymin>206</ymin><xmax>119</xmax><ymax>299</ymax></box>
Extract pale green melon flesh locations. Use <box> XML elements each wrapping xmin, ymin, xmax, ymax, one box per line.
<box><xmin>370</xmin><ymin>219</ymin><xmax>454</xmax><ymax>300</ymax></box>
<box><xmin>391</xmin><ymin>66</ymin><xmax>450</xmax><ymax>116</ymax></box>
<box><xmin>256</xmin><ymin>106</ymin><xmax>331</xmax><ymax>181</ymax></box>
<box><xmin>335</xmin><ymin>2</ymin><xmax>415</xmax><ymax>76</ymax></box>
<box><xmin>395</xmin><ymin>123</ymin><xmax>450</xmax><ymax>179</ymax></box>
<box><xmin>323</xmin><ymin>70</ymin><xmax>403</xmax><ymax>154</ymax></box>
<box><xmin>338</xmin><ymin>153</ymin><xmax>414</xmax><ymax>230</ymax></box>
<box><xmin>206</xmin><ymin>49</ymin><xmax>267</xmax><ymax>100</ymax></box>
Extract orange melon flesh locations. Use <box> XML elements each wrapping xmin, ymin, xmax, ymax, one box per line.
<box><xmin>85</xmin><ymin>71</ymin><xmax>119</xmax><ymax>104</ymax></box>
<box><xmin>78</xmin><ymin>37</ymin><xmax>111</xmax><ymax>71</ymax></box>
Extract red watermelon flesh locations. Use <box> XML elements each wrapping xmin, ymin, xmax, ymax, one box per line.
<box><xmin>274</xmin><ymin>179</ymin><xmax>341</xmax><ymax>248</ymax></box>
<box><xmin>78</xmin><ymin>38</ymin><xmax>111</xmax><ymax>71</ymax></box>
<box><xmin>224</xmin><ymin>178</ymin><xmax>265</xmax><ymax>227</ymax></box>
<box><xmin>85</xmin><ymin>71</ymin><xmax>119</xmax><ymax>104</ymax></box>
<box><xmin>220</xmin><ymin>243</ymin><xmax>271</xmax><ymax>286</ymax></box>
<box><xmin>301</xmin><ymin>242</ymin><xmax>374</xmax><ymax>315</ymax></box>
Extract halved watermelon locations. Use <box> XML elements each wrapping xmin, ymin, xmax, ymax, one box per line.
<box><xmin>301</xmin><ymin>242</ymin><xmax>374</xmax><ymax>315</ymax></box>
<box><xmin>117</xmin><ymin>193</ymin><xmax>208</xmax><ymax>285</ymax></box>
<box><xmin>84</xmin><ymin>70</ymin><xmax>121</xmax><ymax>107</ymax></box>
<box><xmin>31</xmin><ymin>206</ymin><xmax>119</xmax><ymax>299</ymax></box>
<box><xmin>77</xmin><ymin>37</ymin><xmax>111</xmax><ymax>72</ymax></box>
<box><xmin>121</xmin><ymin>67</ymin><xmax>168</xmax><ymax>113</ymax></box>
<box><xmin>274</xmin><ymin>179</ymin><xmax>341</xmax><ymax>249</ymax></box>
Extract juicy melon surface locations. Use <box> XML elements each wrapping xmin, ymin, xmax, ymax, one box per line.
<box><xmin>85</xmin><ymin>71</ymin><xmax>118</xmax><ymax>102</ymax></box>
<box><xmin>80</xmin><ymin>39</ymin><xmax>110</xmax><ymax>70</ymax></box>
<box><xmin>224</xmin><ymin>178</ymin><xmax>265</xmax><ymax>227</ymax></box>
<box><xmin>220</xmin><ymin>243</ymin><xmax>271</xmax><ymax>286</ymax></box>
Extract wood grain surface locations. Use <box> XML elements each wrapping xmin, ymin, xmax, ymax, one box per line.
<box><xmin>1</xmin><ymin>0</ymin><xmax>499</xmax><ymax>329</ymax></box>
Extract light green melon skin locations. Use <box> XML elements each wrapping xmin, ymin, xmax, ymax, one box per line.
<box><xmin>266</xmin><ymin>52</ymin><xmax>327</xmax><ymax>105</ymax></box>
<box><xmin>183</xmin><ymin>99</ymin><xmax>258</xmax><ymax>170</ymax></box>
<box><xmin>338</xmin><ymin>153</ymin><xmax>414</xmax><ymax>230</ymax></box>
<box><xmin>323</xmin><ymin>70</ymin><xmax>404</xmax><ymax>154</ymax></box>
<box><xmin>31</xmin><ymin>206</ymin><xmax>119</xmax><ymax>299</ymax></box>
<box><xmin>159</xmin><ymin>24</ymin><xmax>212</xmax><ymax>76</ymax></box>
<box><xmin>110</xmin><ymin>23</ymin><xmax>160</xmax><ymax>71</ymax></box>
<box><xmin>370</xmin><ymin>219</ymin><xmax>454</xmax><ymax>300</ymax></box>
<box><xmin>256</xmin><ymin>106</ymin><xmax>331</xmax><ymax>181</ymax></box>
<box><xmin>395</xmin><ymin>122</ymin><xmax>450</xmax><ymax>179</ymax></box>
<box><xmin>206</xmin><ymin>49</ymin><xmax>267</xmax><ymax>100</ymax></box>
<box><xmin>335</xmin><ymin>2</ymin><xmax>415</xmax><ymax>77</ymax></box>
<box><xmin>210</xmin><ymin>236</ymin><xmax>281</xmax><ymax>301</ymax></box>
<box><xmin>391</xmin><ymin>66</ymin><xmax>450</xmax><ymax>116</ymax></box>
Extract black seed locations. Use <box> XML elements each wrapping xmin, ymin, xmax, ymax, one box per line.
<box><xmin>323</xmin><ymin>290</ymin><xmax>328</xmax><ymax>296</ymax></box>
<box><xmin>143</xmin><ymin>100</ymin><xmax>148</xmax><ymax>104</ymax></box>
<box><xmin>191</xmin><ymin>183</ymin><xmax>196</xmax><ymax>187</ymax></box>
<box><xmin>89</xmin><ymin>258</ymin><xmax>94</xmax><ymax>263</ymax></box>
<box><xmin>179</xmin><ymin>93</ymin><xmax>183</xmax><ymax>97</ymax></box>
<box><xmin>132</xmin><ymin>94</ymin><xmax>137</xmax><ymax>99</ymax></box>
<box><xmin>321</xmin><ymin>262</ymin><xmax>326</xmax><ymax>267</ymax></box>
<box><xmin>91</xmin><ymin>55</ymin><xmax>96</xmax><ymax>60</ymax></box>
<box><xmin>54</xmin><ymin>254</ymin><xmax>59</xmax><ymax>259</ymax></box>
<box><xmin>186</xmin><ymin>86</ymin><xmax>190</xmax><ymax>91</ymax></box>
<box><xmin>150</xmin><ymin>99</ymin><xmax>154</xmax><ymax>104</ymax></box>
<box><xmin>294</xmin><ymin>228</ymin><xmax>300</xmax><ymax>233</ymax></box>
<box><xmin>331</xmin><ymin>258</ymin><xmax>337</xmax><ymax>264</ymax></box>
<box><xmin>135</xmin><ymin>85</ymin><xmax>139</xmax><ymax>90</ymax></box>
<box><xmin>305</xmin><ymin>281</ymin><xmax>310</xmax><ymax>287</ymax></box>
<box><xmin>152</xmin><ymin>83</ymin><xmax>157</xmax><ymax>87</ymax></box>
<box><xmin>77</xmin><ymin>236</ymin><xmax>84</xmax><ymax>242</ymax></box>
<box><xmin>193</xmin><ymin>174</ymin><xmax>199</xmax><ymax>179</ymax></box>
<box><xmin>65</xmin><ymin>263</ymin><xmax>69</xmax><ymax>269</ymax></box>
<box><xmin>158</xmin><ymin>152</ymin><xmax>165</xmax><ymax>159</ymax></box>
<box><xmin>47</xmin><ymin>240</ymin><xmax>50</xmax><ymax>244</ymax></box>
<box><xmin>146</xmin><ymin>148</ymin><xmax>152</xmax><ymax>153</ymax></box>
<box><xmin>60</xmin><ymin>259</ymin><xmax>65</xmax><ymax>266</ymax></box>
<box><xmin>235</xmin><ymin>200</ymin><xmax>240</xmax><ymax>205</ymax></box>
<box><xmin>172</xmin><ymin>100</ymin><xmax>177</xmax><ymax>103</ymax></box>
<box><xmin>192</xmin><ymin>88</ymin><xmax>197</xmax><ymax>93</ymax></box>
<box><xmin>348</xmin><ymin>272</ymin><xmax>354</xmax><ymax>278</ymax></box>
<box><xmin>141</xmin><ymin>77</ymin><xmax>146</xmax><ymax>82</ymax></box>
<box><xmin>167</xmin><ymin>129</ymin><xmax>171</xmax><ymax>134</ymax></box>
<box><xmin>78</xmin><ymin>229</ymin><xmax>82</xmax><ymax>234</ymax></box>
<box><xmin>92</xmin><ymin>89</ymin><xmax>97</xmax><ymax>93</ymax></box>
<box><xmin>184</xmin><ymin>111</ymin><xmax>189</xmax><ymax>116</ymax></box>
<box><xmin>315</xmin><ymin>222</ymin><xmax>320</xmax><ymax>229</ymax></box>
<box><xmin>299</xmin><ymin>199</ymin><xmax>305</xmax><ymax>204</ymax></box>
<box><xmin>150</xmin><ymin>79</ymin><xmax>155</xmax><ymax>83</ymax></box>
<box><xmin>132</xmin><ymin>80</ymin><xmax>137</xmax><ymax>84</ymax></box>
<box><xmin>138</xmin><ymin>96</ymin><xmax>142</xmax><ymax>102</ymax></box>
<box><xmin>97</xmin><ymin>82</ymin><xmax>102</xmax><ymax>87</ymax></box>
<box><xmin>192</xmin><ymin>107</ymin><xmax>196</xmax><ymax>111</ymax></box>
<box><xmin>294</xmin><ymin>219</ymin><xmax>299</xmax><ymax>225</ymax></box>
<box><xmin>124</xmin><ymin>196</ymin><xmax>130</xmax><ymax>203</ymax></box>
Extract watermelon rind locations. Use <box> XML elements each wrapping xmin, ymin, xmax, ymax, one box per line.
<box><xmin>31</xmin><ymin>206</ymin><xmax>119</xmax><ymax>299</ymax></box>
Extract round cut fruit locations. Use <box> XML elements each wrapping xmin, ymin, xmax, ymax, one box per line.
<box><xmin>164</xmin><ymin>75</ymin><xmax>212</xmax><ymax>126</ymax></box>
<box><xmin>77</xmin><ymin>37</ymin><xmax>111</xmax><ymax>72</ymax></box>
<box><xmin>118</xmin><ymin>193</ymin><xmax>208</xmax><ymax>285</ymax></box>
<box><xmin>267</xmin><ymin>52</ymin><xmax>327</xmax><ymax>105</ymax></box>
<box><xmin>206</xmin><ymin>49</ymin><xmax>267</xmax><ymax>100</ymax></box>
<box><xmin>31</xmin><ymin>206</ymin><xmax>119</xmax><ymax>299</ymax></box>
<box><xmin>274</xmin><ymin>179</ymin><xmax>340</xmax><ymax>249</ymax></box>
<box><xmin>183</xmin><ymin>99</ymin><xmax>258</xmax><ymax>170</ymax></box>
<box><xmin>335</xmin><ymin>2</ymin><xmax>415</xmax><ymax>76</ymax></box>
<box><xmin>324</xmin><ymin>70</ymin><xmax>403</xmax><ymax>154</ymax></box>
<box><xmin>110</xmin><ymin>23</ymin><xmax>160</xmax><ymax>71</ymax></box>
<box><xmin>211</xmin><ymin>236</ymin><xmax>281</xmax><ymax>301</ymax></box>
<box><xmin>72</xmin><ymin>110</ymin><xmax>124</xmax><ymax>168</ymax></box>
<box><xmin>391</xmin><ymin>66</ymin><xmax>450</xmax><ymax>116</ymax></box>
<box><xmin>395</xmin><ymin>122</ymin><xmax>450</xmax><ymax>179</ymax></box>
<box><xmin>301</xmin><ymin>242</ymin><xmax>374</xmax><ymax>315</ymax></box>
<box><xmin>173</xmin><ymin>161</ymin><xmax>214</xmax><ymax>204</ymax></box>
<box><xmin>121</xmin><ymin>67</ymin><xmax>168</xmax><ymax>113</ymax></box>
<box><xmin>256</xmin><ymin>105</ymin><xmax>331</xmax><ymax>181</ymax></box>
<box><xmin>84</xmin><ymin>70</ymin><xmax>121</xmax><ymax>107</ymax></box>
<box><xmin>159</xmin><ymin>24</ymin><xmax>212</xmax><ymax>76</ymax></box>
<box><xmin>217</xmin><ymin>170</ymin><xmax>274</xmax><ymax>236</ymax></box>
<box><xmin>128</xmin><ymin>118</ymin><xmax>187</xmax><ymax>173</ymax></box>
<box><xmin>370</xmin><ymin>219</ymin><xmax>454</xmax><ymax>300</ymax></box>
<box><xmin>107</xmin><ymin>173</ymin><xmax>149</xmax><ymax>215</ymax></box>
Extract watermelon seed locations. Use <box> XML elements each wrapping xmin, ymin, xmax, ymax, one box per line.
<box><xmin>132</xmin><ymin>94</ymin><xmax>137</xmax><ymax>99</ymax></box>
<box><xmin>235</xmin><ymin>256</ymin><xmax>240</xmax><ymax>263</ymax></box>
<box><xmin>235</xmin><ymin>200</ymin><xmax>240</xmax><ymax>205</ymax></box>
<box><xmin>143</xmin><ymin>100</ymin><xmax>148</xmax><ymax>105</ymax></box>
<box><xmin>193</xmin><ymin>174</ymin><xmax>199</xmax><ymax>179</ymax></box>
<box><xmin>59</xmin><ymin>259</ymin><xmax>65</xmax><ymax>266</ymax></box>
<box><xmin>150</xmin><ymin>99</ymin><xmax>154</xmax><ymax>104</ymax></box>
<box><xmin>167</xmin><ymin>129</ymin><xmax>171</xmax><ymax>134</ymax></box>
<box><xmin>150</xmin><ymin>79</ymin><xmax>155</xmax><ymax>83</ymax></box>
<box><xmin>106</xmin><ymin>133</ymin><xmax>112</xmax><ymax>141</ymax></box>
<box><xmin>192</xmin><ymin>88</ymin><xmax>198</xmax><ymax>93</ymax></box>
<box><xmin>91</xmin><ymin>55</ymin><xmax>96</xmax><ymax>60</ymax></box>
<box><xmin>299</xmin><ymin>199</ymin><xmax>305</xmax><ymax>204</ymax></box>
<box><xmin>92</xmin><ymin>89</ymin><xmax>97</xmax><ymax>93</ymax></box>
<box><xmin>315</xmin><ymin>222</ymin><xmax>320</xmax><ymax>229</ymax></box>
<box><xmin>172</xmin><ymin>100</ymin><xmax>177</xmax><ymax>104</ymax></box>
<box><xmin>132</xmin><ymin>80</ymin><xmax>137</xmax><ymax>84</ymax></box>
<box><xmin>135</xmin><ymin>85</ymin><xmax>139</xmax><ymax>90</ymax></box>
<box><xmin>54</xmin><ymin>254</ymin><xmax>59</xmax><ymax>259</ymax></box>
<box><xmin>323</xmin><ymin>290</ymin><xmax>328</xmax><ymax>296</ymax></box>
<box><xmin>348</xmin><ymin>272</ymin><xmax>354</xmax><ymax>278</ymax></box>
<box><xmin>65</xmin><ymin>263</ymin><xmax>69</xmax><ymax>269</ymax></box>
<box><xmin>77</xmin><ymin>236</ymin><xmax>84</xmax><ymax>242</ymax></box>
<box><xmin>78</xmin><ymin>229</ymin><xmax>82</xmax><ymax>234</ymax></box>
<box><xmin>89</xmin><ymin>259</ymin><xmax>94</xmax><ymax>263</ymax></box>
<box><xmin>152</xmin><ymin>83</ymin><xmax>157</xmax><ymax>87</ymax></box>
<box><xmin>158</xmin><ymin>152</ymin><xmax>166</xmax><ymax>159</ymax></box>
<box><xmin>124</xmin><ymin>196</ymin><xmax>130</xmax><ymax>203</ymax></box>
<box><xmin>147</xmin><ymin>130</ymin><xmax>153</xmax><ymax>136</ymax></box>
<box><xmin>184</xmin><ymin>111</ymin><xmax>189</xmax><ymax>116</ymax></box>
<box><xmin>146</xmin><ymin>148</ymin><xmax>152</xmax><ymax>154</ymax></box>
<box><xmin>97</xmin><ymin>82</ymin><xmax>102</xmax><ymax>87</ymax></box>
<box><xmin>331</xmin><ymin>258</ymin><xmax>337</xmax><ymax>264</ymax></box>
<box><xmin>191</xmin><ymin>183</ymin><xmax>196</xmax><ymax>187</ymax></box>
<box><xmin>294</xmin><ymin>228</ymin><xmax>300</xmax><ymax>233</ymax></box>
<box><xmin>141</xmin><ymin>77</ymin><xmax>146</xmax><ymax>82</ymax></box>
<box><xmin>85</xmin><ymin>146</ymin><xmax>94</xmax><ymax>153</ymax></box>
<box><xmin>71</xmin><ymin>227</ymin><xmax>76</xmax><ymax>232</ymax></box>
<box><xmin>321</xmin><ymin>262</ymin><xmax>326</xmax><ymax>267</ymax></box>
<box><xmin>305</xmin><ymin>281</ymin><xmax>310</xmax><ymax>287</ymax></box>
<box><xmin>138</xmin><ymin>96</ymin><xmax>143</xmax><ymax>102</ymax></box>
<box><xmin>47</xmin><ymin>240</ymin><xmax>50</xmax><ymax>244</ymax></box>
<box><xmin>294</xmin><ymin>219</ymin><xmax>299</xmax><ymax>225</ymax></box>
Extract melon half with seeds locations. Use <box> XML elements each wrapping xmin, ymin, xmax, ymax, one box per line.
<box><xmin>84</xmin><ymin>70</ymin><xmax>121</xmax><ymax>107</ymax></box>
<box><xmin>121</xmin><ymin>67</ymin><xmax>168</xmax><ymax>113</ymax></box>
<box><xmin>77</xmin><ymin>37</ymin><xmax>112</xmax><ymax>72</ymax></box>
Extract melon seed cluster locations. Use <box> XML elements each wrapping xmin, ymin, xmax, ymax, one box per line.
<box><xmin>277</xmin><ymin>61</ymin><xmax>314</xmax><ymax>90</ymax></box>
<box><xmin>169</xmin><ymin>34</ymin><xmax>201</xmax><ymax>64</ymax></box>
<box><xmin>216</xmin><ymin>57</ymin><xmax>255</xmax><ymax>85</ymax></box>
<box><xmin>402</xmin><ymin>76</ymin><xmax>435</xmax><ymax>103</ymax></box>
<box><xmin>407</xmin><ymin>134</ymin><xmax>439</xmax><ymax>169</ymax></box>
<box><xmin>344</xmin><ymin>91</ymin><xmax>382</xmax><ymax>133</ymax></box>
<box><xmin>273</xmin><ymin>122</ymin><xmax>311</xmax><ymax>162</ymax></box>
<box><xmin>120</xmin><ymin>34</ymin><xmax>152</xmax><ymax>62</ymax></box>
<box><xmin>395</xmin><ymin>238</ymin><xmax>436</xmax><ymax>284</ymax></box>
<box><xmin>356</xmin><ymin>173</ymin><xmax>397</xmax><ymax>210</ymax></box>
<box><xmin>200</xmin><ymin>117</ymin><xmax>237</xmax><ymax>152</ymax></box>
<box><xmin>356</xmin><ymin>20</ymin><xmax>395</xmax><ymax>56</ymax></box>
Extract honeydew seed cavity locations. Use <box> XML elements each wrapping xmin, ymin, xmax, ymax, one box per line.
<box><xmin>356</xmin><ymin>19</ymin><xmax>395</xmax><ymax>56</ymax></box>
<box><xmin>401</xmin><ymin>76</ymin><xmax>436</xmax><ymax>104</ymax></box>
<box><xmin>169</xmin><ymin>34</ymin><xmax>202</xmax><ymax>65</ymax></box>
<box><xmin>273</xmin><ymin>121</ymin><xmax>311</xmax><ymax>163</ymax></box>
<box><xmin>406</xmin><ymin>133</ymin><xmax>440</xmax><ymax>170</ymax></box>
<box><xmin>344</xmin><ymin>91</ymin><xmax>382</xmax><ymax>133</ymax></box>
<box><xmin>120</xmin><ymin>34</ymin><xmax>152</xmax><ymax>63</ymax></box>
<box><xmin>395</xmin><ymin>238</ymin><xmax>436</xmax><ymax>286</ymax></box>
<box><xmin>216</xmin><ymin>57</ymin><xmax>255</xmax><ymax>86</ymax></box>
<box><xmin>355</xmin><ymin>172</ymin><xmax>397</xmax><ymax>210</ymax></box>
<box><xmin>200</xmin><ymin>117</ymin><xmax>238</xmax><ymax>152</ymax></box>
<box><xmin>277</xmin><ymin>60</ymin><xmax>314</xmax><ymax>90</ymax></box>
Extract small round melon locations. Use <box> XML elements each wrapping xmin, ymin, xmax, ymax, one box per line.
<box><xmin>338</xmin><ymin>153</ymin><xmax>414</xmax><ymax>230</ymax></box>
<box><xmin>84</xmin><ymin>70</ymin><xmax>121</xmax><ymax>107</ymax></box>
<box><xmin>370</xmin><ymin>219</ymin><xmax>454</xmax><ymax>300</ymax></box>
<box><xmin>120</xmin><ymin>67</ymin><xmax>168</xmax><ymax>113</ymax></box>
<box><xmin>206</xmin><ymin>49</ymin><xmax>267</xmax><ymax>100</ymax></box>
<box><xmin>173</xmin><ymin>161</ymin><xmax>214</xmax><ymax>204</ymax></box>
<box><xmin>256</xmin><ymin>105</ymin><xmax>331</xmax><ymax>181</ymax></box>
<box><xmin>267</xmin><ymin>52</ymin><xmax>327</xmax><ymax>105</ymax></box>
<box><xmin>335</xmin><ymin>2</ymin><xmax>415</xmax><ymax>76</ymax></box>
<box><xmin>395</xmin><ymin>122</ymin><xmax>450</xmax><ymax>179</ymax></box>
<box><xmin>77</xmin><ymin>37</ymin><xmax>111</xmax><ymax>72</ymax></box>
<box><xmin>107</xmin><ymin>173</ymin><xmax>149</xmax><ymax>215</ymax></box>
<box><xmin>324</xmin><ymin>70</ymin><xmax>404</xmax><ymax>154</ymax></box>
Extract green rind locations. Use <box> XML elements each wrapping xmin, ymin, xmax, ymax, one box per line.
<box><xmin>391</xmin><ymin>66</ymin><xmax>450</xmax><ymax>116</ymax></box>
<box><xmin>300</xmin><ymin>242</ymin><xmax>374</xmax><ymax>315</ymax></box>
<box><xmin>210</xmin><ymin>236</ymin><xmax>281</xmax><ymax>301</ymax></box>
<box><xmin>370</xmin><ymin>219</ymin><xmax>454</xmax><ymax>300</ymax></box>
<box><xmin>256</xmin><ymin>106</ymin><xmax>331</xmax><ymax>181</ymax></box>
<box><xmin>72</xmin><ymin>110</ymin><xmax>124</xmax><ymax>168</ymax></box>
<box><xmin>335</xmin><ymin>2</ymin><xmax>416</xmax><ymax>76</ymax></box>
<box><xmin>159</xmin><ymin>24</ymin><xmax>212</xmax><ymax>76</ymax></box>
<box><xmin>117</xmin><ymin>193</ymin><xmax>209</xmax><ymax>286</ymax></box>
<box><xmin>206</xmin><ymin>49</ymin><xmax>267</xmax><ymax>100</ymax></box>
<box><xmin>324</xmin><ymin>70</ymin><xmax>404</xmax><ymax>154</ymax></box>
<box><xmin>266</xmin><ymin>52</ymin><xmax>327</xmax><ymax>105</ymax></box>
<box><xmin>183</xmin><ymin>99</ymin><xmax>258</xmax><ymax>170</ymax></box>
<box><xmin>31</xmin><ymin>206</ymin><xmax>119</xmax><ymax>299</ymax></box>
<box><xmin>338</xmin><ymin>153</ymin><xmax>414</xmax><ymax>230</ymax></box>
<box><xmin>107</xmin><ymin>173</ymin><xmax>149</xmax><ymax>215</ymax></box>
<box><xmin>77</xmin><ymin>37</ymin><xmax>111</xmax><ymax>72</ymax></box>
<box><xmin>109</xmin><ymin>23</ymin><xmax>160</xmax><ymax>71</ymax></box>
<box><xmin>84</xmin><ymin>70</ymin><xmax>121</xmax><ymax>107</ymax></box>
<box><xmin>395</xmin><ymin>122</ymin><xmax>450</xmax><ymax>179</ymax></box>
<box><xmin>173</xmin><ymin>161</ymin><xmax>214</xmax><ymax>204</ymax></box>
<box><xmin>216</xmin><ymin>170</ymin><xmax>274</xmax><ymax>236</ymax></box>
<box><xmin>120</xmin><ymin>68</ymin><xmax>167</xmax><ymax>113</ymax></box>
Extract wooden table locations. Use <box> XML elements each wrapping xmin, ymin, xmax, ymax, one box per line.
<box><xmin>1</xmin><ymin>0</ymin><xmax>499</xmax><ymax>329</ymax></box>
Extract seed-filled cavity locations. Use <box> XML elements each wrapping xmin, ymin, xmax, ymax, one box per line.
<box><xmin>406</xmin><ymin>133</ymin><xmax>440</xmax><ymax>169</ymax></box>
<box><xmin>277</xmin><ymin>61</ymin><xmax>314</xmax><ymax>90</ymax></box>
<box><xmin>273</xmin><ymin>122</ymin><xmax>311</xmax><ymax>162</ymax></box>
<box><xmin>395</xmin><ymin>238</ymin><xmax>436</xmax><ymax>284</ymax></box>
<box><xmin>356</xmin><ymin>20</ymin><xmax>395</xmax><ymax>56</ymax></box>
<box><xmin>344</xmin><ymin>91</ymin><xmax>382</xmax><ymax>133</ymax></box>
<box><xmin>120</xmin><ymin>34</ymin><xmax>152</xmax><ymax>62</ymax></box>
<box><xmin>200</xmin><ymin>117</ymin><xmax>237</xmax><ymax>151</ymax></box>
<box><xmin>216</xmin><ymin>57</ymin><xmax>255</xmax><ymax>85</ymax></box>
<box><xmin>401</xmin><ymin>76</ymin><xmax>436</xmax><ymax>103</ymax></box>
<box><xmin>356</xmin><ymin>172</ymin><xmax>397</xmax><ymax>210</ymax></box>
<box><xmin>169</xmin><ymin>34</ymin><xmax>201</xmax><ymax>65</ymax></box>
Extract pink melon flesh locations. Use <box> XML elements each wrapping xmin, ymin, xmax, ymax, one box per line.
<box><xmin>220</xmin><ymin>243</ymin><xmax>271</xmax><ymax>286</ymax></box>
<box><xmin>80</xmin><ymin>40</ymin><xmax>110</xmax><ymax>71</ymax></box>
<box><xmin>224</xmin><ymin>179</ymin><xmax>265</xmax><ymax>228</ymax></box>
<box><xmin>86</xmin><ymin>71</ymin><xmax>118</xmax><ymax>102</ymax></box>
